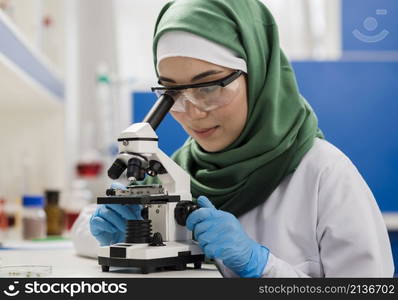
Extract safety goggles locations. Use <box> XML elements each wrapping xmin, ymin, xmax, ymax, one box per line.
<box><xmin>151</xmin><ymin>70</ymin><xmax>243</xmax><ymax>112</ymax></box>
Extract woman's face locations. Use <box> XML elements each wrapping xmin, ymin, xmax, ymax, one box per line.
<box><xmin>158</xmin><ymin>57</ymin><xmax>248</xmax><ymax>152</ymax></box>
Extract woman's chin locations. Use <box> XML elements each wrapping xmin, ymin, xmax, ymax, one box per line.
<box><xmin>197</xmin><ymin>140</ymin><xmax>227</xmax><ymax>153</ymax></box>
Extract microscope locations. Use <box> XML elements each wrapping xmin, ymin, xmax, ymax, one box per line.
<box><xmin>97</xmin><ymin>94</ymin><xmax>204</xmax><ymax>274</ymax></box>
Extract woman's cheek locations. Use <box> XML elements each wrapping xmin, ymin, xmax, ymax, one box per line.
<box><xmin>170</xmin><ymin>111</ymin><xmax>184</xmax><ymax>125</ymax></box>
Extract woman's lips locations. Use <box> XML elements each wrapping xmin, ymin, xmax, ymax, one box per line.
<box><xmin>192</xmin><ymin>126</ymin><xmax>219</xmax><ymax>138</ymax></box>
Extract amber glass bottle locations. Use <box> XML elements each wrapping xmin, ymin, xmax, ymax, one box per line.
<box><xmin>44</xmin><ymin>190</ymin><xmax>64</xmax><ymax>236</ymax></box>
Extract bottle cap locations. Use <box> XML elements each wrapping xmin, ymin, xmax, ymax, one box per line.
<box><xmin>23</xmin><ymin>195</ymin><xmax>44</xmax><ymax>207</ymax></box>
<box><xmin>45</xmin><ymin>190</ymin><xmax>59</xmax><ymax>205</ymax></box>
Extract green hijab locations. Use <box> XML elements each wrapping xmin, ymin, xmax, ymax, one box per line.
<box><xmin>152</xmin><ymin>0</ymin><xmax>323</xmax><ymax>217</ymax></box>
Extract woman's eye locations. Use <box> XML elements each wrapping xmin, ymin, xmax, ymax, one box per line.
<box><xmin>166</xmin><ymin>89</ymin><xmax>181</xmax><ymax>97</ymax></box>
<box><xmin>198</xmin><ymin>85</ymin><xmax>219</xmax><ymax>94</ymax></box>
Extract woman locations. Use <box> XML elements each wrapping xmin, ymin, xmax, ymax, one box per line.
<box><xmin>74</xmin><ymin>0</ymin><xmax>394</xmax><ymax>277</ymax></box>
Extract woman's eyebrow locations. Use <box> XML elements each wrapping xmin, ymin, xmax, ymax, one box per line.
<box><xmin>158</xmin><ymin>76</ymin><xmax>176</xmax><ymax>83</ymax></box>
<box><xmin>191</xmin><ymin>70</ymin><xmax>223</xmax><ymax>82</ymax></box>
<box><xmin>158</xmin><ymin>70</ymin><xmax>224</xmax><ymax>84</ymax></box>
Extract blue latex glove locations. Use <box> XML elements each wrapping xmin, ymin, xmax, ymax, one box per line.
<box><xmin>90</xmin><ymin>182</ymin><xmax>143</xmax><ymax>246</ymax></box>
<box><xmin>186</xmin><ymin>196</ymin><xmax>269</xmax><ymax>278</ymax></box>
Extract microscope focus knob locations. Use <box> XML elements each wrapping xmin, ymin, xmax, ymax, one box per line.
<box><xmin>174</xmin><ymin>201</ymin><xmax>199</xmax><ymax>226</ymax></box>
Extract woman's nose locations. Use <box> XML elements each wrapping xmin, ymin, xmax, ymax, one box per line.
<box><xmin>184</xmin><ymin>100</ymin><xmax>208</xmax><ymax>120</ymax></box>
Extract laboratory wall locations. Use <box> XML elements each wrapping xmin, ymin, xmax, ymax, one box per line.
<box><xmin>263</xmin><ymin>0</ymin><xmax>341</xmax><ymax>60</ymax></box>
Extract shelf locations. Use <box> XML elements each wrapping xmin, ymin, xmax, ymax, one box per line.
<box><xmin>0</xmin><ymin>10</ymin><xmax>64</xmax><ymax>113</ymax></box>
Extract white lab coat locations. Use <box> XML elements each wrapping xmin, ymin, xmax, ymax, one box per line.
<box><xmin>71</xmin><ymin>138</ymin><xmax>394</xmax><ymax>277</ymax></box>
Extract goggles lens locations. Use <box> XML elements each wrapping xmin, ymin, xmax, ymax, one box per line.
<box><xmin>152</xmin><ymin>71</ymin><xmax>242</xmax><ymax>112</ymax></box>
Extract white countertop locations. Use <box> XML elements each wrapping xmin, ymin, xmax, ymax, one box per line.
<box><xmin>0</xmin><ymin>241</ymin><xmax>221</xmax><ymax>278</ymax></box>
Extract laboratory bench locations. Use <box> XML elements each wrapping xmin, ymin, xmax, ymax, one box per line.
<box><xmin>0</xmin><ymin>241</ymin><xmax>221</xmax><ymax>278</ymax></box>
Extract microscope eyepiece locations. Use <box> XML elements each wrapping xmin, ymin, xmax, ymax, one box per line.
<box><xmin>107</xmin><ymin>159</ymin><xmax>127</xmax><ymax>180</ymax></box>
<box><xmin>142</xmin><ymin>94</ymin><xmax>175</xmax><ymax>130</ymax></box>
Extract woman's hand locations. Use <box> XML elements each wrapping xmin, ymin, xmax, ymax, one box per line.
<box><xmin>186</xmin><ymin>196</ymin><xmax>269</xmax><ymax>278</ymax></box>
<box><xmin>89</xmin><ymin>182</ymin><xmax>142</xmax><ymax>246</ymax></box>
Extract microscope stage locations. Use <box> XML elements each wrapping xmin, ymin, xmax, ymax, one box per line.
<box><xmin>97</xmin><ymin>194</ymin><xmax>180</xmax><ymax>205</ymax></box>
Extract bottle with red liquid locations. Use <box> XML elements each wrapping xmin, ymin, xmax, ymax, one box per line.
<box><xmin>0</xmin><ymin>198</ymin><xmax>8</xmax><ymax>243</ymax></box>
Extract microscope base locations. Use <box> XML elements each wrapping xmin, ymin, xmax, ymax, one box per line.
<box><xmin>98</xmin><ymin>254</ymin><xmax>204</xmax><ymax>274</ymax></box>
<box><xmin>97</xmin><ymin>241</ymin><xmax>205</xmax><ymax>274</ymax></box>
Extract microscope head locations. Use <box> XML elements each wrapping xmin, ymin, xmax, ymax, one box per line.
<box><xmin>107</xmin><ymin>123</ymin><xmax>166</xmax><ymax>182</ymax></box>
<box><xmin>105</xmin><ymin>93</ymin><xmax>191</xmax><ymax>199</ymax></box>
